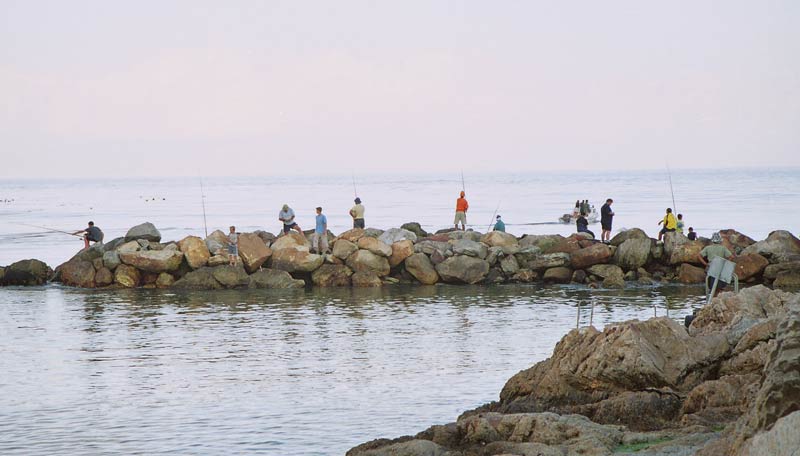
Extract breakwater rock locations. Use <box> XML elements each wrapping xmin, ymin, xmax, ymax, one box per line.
<box><xmin>4</xmin><ymin>222</ymin><xmax>799</xmax><ymax>290</ymax></box>
<box><xmin>348</xmin><ymin>286</ymin><xmax>800</xmax><ymax>455</ymax></box>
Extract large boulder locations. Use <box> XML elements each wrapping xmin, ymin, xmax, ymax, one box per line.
<box><xmin>742</xmin><ymin>230</ymin><xmax>800</xmax><ymax>263</ymax></box>
<box><xmin>248</xmin><ymin>269</ymin><xmax>305</xmax><ymax>289</ymax></box>
<box><xmin>118</xmin><ymin>250</ymin><xmax>184</xmax><ymax>273</ymax></box>
<box><xmin>271</xmin><ymin>232</ymin><xmax>310</xmax><ymax>251</ymax></box>
<box><xmin>2</xmin><ymin>259</ymin><xmax>50</xmax><ymax>286</ymax></box>
<box><xmin>404</xmin><ymin>253</ymin><xmax>439</xmax><ymax>285</ymax></box>
<box><xmin>763</xmin><ymin>261</ymin><xmax>800</xmax><ymax>281</ymax></box>
<box><xmin>351</xmin><ymin>271</ymin><xmax>382</xmax><ymax>287</ymax></box>
<box><xmin>270</xmin><ymin>248</ymin><xmax>324</xmax><ymax>273</ymax></box>
<box><xmin>678</xmin><ymin>263</ymin><xmax>706</xmax><ymax>284</ymax></box>
<box><xmin>543</xmin><ymin>266</ymin><xmax>572</xmax><ymax>284</ymax></box>
<box><xmin>346</xmin><ymin>250</ymin><xmax>390</xmax><ymax>276</ymax></box>
<box><xmin>400</xmin><ymin>222</ymin><xmax>428</xmax><ymax>239</ymax></box>
<box><xmin>718</xmin><ymin>229</ymin><xmax>756</xmax><ymax>254</ymax></box>
<box><xmin>570</xmin><ymin>243</ymin><xmax>611</xmax><ymax>269</ymax></box>
<box><xmin>388</xmin><ymin>240</ymin><xmax>414</xmax><ymax>268</ymax></box>
<box><xmin>237</xmin><ymin>233</ymin><xmax>272</xmax><ymax>273</ymax></box>
<box><xmin>94</xmin><ymin>267</ymin><xmax>113</xmax><ymax>287</ymax></box>
<box><xmin>332</xmin><ymin>239</ymin><xmax>359</xmax><ymax>260</ymax></box>
<box><xmin>211</xmin><ymin>265</ymin><xmax>250</xmax><ymax>288</ymax></box>
<box><xmin>527</xmin><ymin>253</ymin><xmax>571</xmax><ymax>272</ymax></box>
<box><xmin>311</xmin><ymin>264</ymin><xmax>353</xmax><ymax>287</ymax></box>
<box><xmin>480</xmin><ymin>231</ymin><xmax>519</xmax><ymax>249</ymax></box>
<box><xmin>124</xmin><ymin>222</ymin><xmax>161</xmax><ymax>242</ymax></box>
<box><xmin>499</xmin><ymin>255</ymin><xmax>520</xmax><ymax>275</ymax></box>
<box><xmin>378</xmin><ymin>228</ymin><xmax>417</xmax><ymax>245</ymax></box>
<box><xmin>60</xmin><ymin>259</ymin><xmax>96</xmax><ymax>288</ymax></box>
<box><xmin>415</xmin><ymin>240</ymin><xmax>450</xmax><ymax>256</ymax></box>
<box><xmin>667</xmin><ymin>238</ymin><xmax>705</xmax><ymax>266</ymax></box>
<box><xmin>102</xmin><ymin>251</ymin><xmax>121</xmax><ymax>271</ymax></box>
<box><xmin>114</xmin><ymin>264</ymin><xmax>141</xmax><ymax>288</ymax></box>
<box><xmin>337</xmin><ymin>228</ymin><xmax>365</xmax><ymax>243</ymax></box>
<box><xmin>435</xmin><ymin>256</ymin><xmax>490</xmax><ymax>284</ymax></box>
<box><xmin>609</xmin><ymin>228</ymin><xmax>649</xmax><ymax>247</ymax></box>
<box><xmin>177</xmin><ymin>235</ymin><xmax>211</xmax><ymax>269</ymax></box>
<box><xmin>155</xmin><ymin>273</ymin><xmax>175</xmax><ymax>288</ymax></box>
<box><xmin>357</xmin><ymin>236</ymin><xmax>392</xmax><ymax>258</ymax></box>
<box><xmin>451</xmin><ymin>239</ymin><xmax>488</xmax><ymax>259</ymax></box>
<box><xmin>172</xmin><ymin>267</ymin><xmax>222</xmax><ymax>289</ymax></box>
<box><xmin>205</xmin><ymin>230</ymin><xmax>229</xmax><ymax>255</ymax></box>
<box><xmin>587</xmin><ymin>264</ymin><xmax>625</xmax><ymax>288</ymax></box>
<box><xmin>612</xmin><ymin>238</ymin><xmax>652</xmax><ymax>271</ymax></box>
<box><xmin>518</xmin><ymin>234</ymin><xmax>565</xmax><ymax>252</ymax></box>
<box><xmin>774</xmin><ymin>272</ymin><xmax>800</xmax><ymax>290</ymax></box>
<box><xmin>734</xmin><ymin>253</ymin><xmax>769</xmax><ymax>281</ymax></box>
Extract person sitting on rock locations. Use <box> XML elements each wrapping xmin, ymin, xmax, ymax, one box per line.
<box><xmin>493</xmin><ymin>215</ymin><xmax>506</xmax><ymax>232</ymax></box>
<box><xmin>349</xmin><ymin>197</ymin><xmax>365</xmax><ymax>229</ymax></box>
<box><xmin>72</xmin><ymin>221</ymin><xmax>103</xmax><ymax>249</ymax></box>
<box><xmin>687</xmin><ymin>227</ymin><xmax>697</xmax><ymax>241</ymax></box>
<box><xmin>576</xmin><ymin>213</ymin><xmax>595</xmax><ymax>239</ymax></box>
<box><xmin>698</xmin><ymin>232</ymin><xmax>735</xmax><ymax>296</ymax></box>
<box><xmin>454</xmin><ymin>191</ymin><xmax>469</xmax><ymax>231</ymax></box>
<box><xmin>657</xmin><ymin>208</ymin><xmax>677</xmax><ymax>242</ymax></box>
<box><xmin>279</xmin><ymin>204</ymin><xmax>304</xmax><ymax>237</ymax></box>
<box><xmin>227</xmin><ymin>226</ymin><xmax>239</xmax><ymax>266</ymax></box>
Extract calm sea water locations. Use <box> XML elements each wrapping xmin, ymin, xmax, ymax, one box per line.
<box><xmin>0</xmin><ymin>168</ymin><xmax>796</xmax><ymax>455</ymax></box>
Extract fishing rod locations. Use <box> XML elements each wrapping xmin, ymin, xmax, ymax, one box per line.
<box><xmin>200</xmin><ymin>178</ymin><xmax>208</xmax><ymax>238</ymax></box>
<box><xmin>20</xmin><ymin>223</ymin><xmax>83</xmax><ymax>238</ymax></box>
<box><xmin>460</xmin><ymin>170</ymin><xmax>466</xmax><ymax>192</ymax></box>
<box><xmin>666</xmin><ymin>163</ymin><xmax>677</xmax><ymax>214</ymax></box>
<box><xmin>487</xmin><ymin>202</ymin><xmax>501</xmax><ymax>231</ymax></box>
<box><xmin>352</xmin><ymin>174</ymin><xmax>359</xmax><ymax>198</ymax></box>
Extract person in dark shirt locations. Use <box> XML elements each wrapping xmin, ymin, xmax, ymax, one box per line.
<box><xmin>600</xmin><ymin>199</ymin><xmax>614</xmax><ymax>243</ymax></box>
<box><xmin>576</xmin><ymin>213</ymin><xmax>595</xmax><ymax>239</ymax></box>
<box><xmin>687</xmin><ymin>227</ymin><xmax>697</xmax><ymax>241</ymax></box>
<box><xmin>73</xmin><ymin>221</ymin><xmax>104</xmax><ymax>249</ymax></box>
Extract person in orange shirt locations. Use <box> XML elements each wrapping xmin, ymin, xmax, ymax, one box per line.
<box><xmin>454</xmin><ymin>191</ymin><xmax>469</xmax><ymax>230</ymax></box>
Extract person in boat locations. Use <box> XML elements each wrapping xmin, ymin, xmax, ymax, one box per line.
<box><xmin>697</xmin><ymin>232</ymin><xmax>735</xmax><ymax>296</ymax></box>
<box><xmin>454</xmin><ymin>191</ymin><xmax>468</xmax><ymax>231</ymax></box>
<box><xmin>72</xmin><ymin>221</ymin><xmax>103</xmax><ymax>249</ymax></box>
<box><xmin>349</xmin><ymin>198</ymin><xmax>365</xmax><ymax>229</ymax></box>
<box><xmin>676</xmin><ymin>214</ymin><xmax>685</xmax><ymax>234</ymax></box>
<box><xmin>572</xmin><ymin>201</ymin><xmax>580</xmax><ymax>217</ymax></box>
<box><xmin>600</xmin><ymin>199</ymin><xmax>614</xmax><ymax>243</ymax></box>
<box><xmin>493</xmin><ymin>215</ymin><xmax>505</xmax><ymax>232</ymax></box>
<box><xmin>657</xmin><ymin>208</ymin><xmax>677</xmax><ymax>241</ymax></box>
<box><xmin>687</xmin><ymin>227</ymin><xmax>697</xmax><ymax>241</ymax></box>
<box><xmin>576</xmin><ymin>212</ymin><xmax>594</xmax><ymax>239</ymax></box>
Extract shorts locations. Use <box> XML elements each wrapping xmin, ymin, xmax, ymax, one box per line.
<box><xmin>86</xmin><ymin>234</ymin><xmax>101</xmax><ymax>242</ymax></box>
<box><xmin>283</xmin><ymin>222</ymin><xmax>298</xmax><ymax>234</ymax></box>
<box><xmin>454</xmin><ymin>211</ymin><xmax>467</xmax><ymax>226</ymax></box>
<box><xmin>601</xmin><ymin>221</ymin><xmax>612</xmax><ymax>231</ymax></box>
<box><xmin>660</xmin><ymin>227</ymin><xmax>676</xmax><ymax>236</ymax></box>
<box><xmin>707</xmin><ymin>276</ymin><xmax>727</xmax><ymax>290</ymax></box>
<box><xmin>353</xmin><ymin>218</ymin><xmax>365</xmax><ymax>229</ymax></box>
<box><xmin>228</xmin><ymin>244</ymin><xmax>238</xmax><ymax>255</ymax></box>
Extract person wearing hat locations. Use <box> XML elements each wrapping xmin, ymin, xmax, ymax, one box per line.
<box><xmin>349</xmin><ymin>197</ymin><xmax>365</xmax><ymax>229</ymax></box>
<box><xmin>454</xmin><ymin>191</ymin><xmax>468</xmax><ymax>231</ymax></box>
<box><xmin>698</xmin><ymin>232</ymin><xmax>735</xmax><ymax>296</ymax></box>
<box><xmin>493</xmin><ymin>215</ymin><xmax>506</xmax><ymax>232</ymax></box>
<box><xmin>278</xmin><ymin>204</ymin><xmax>304</xmax><ymax>236</ymax></box>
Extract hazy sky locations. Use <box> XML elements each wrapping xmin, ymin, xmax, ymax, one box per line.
<box><xmin>1</xmin><ymin>1</ymin><xmax>798</xmax><ymax>178</ymax></box>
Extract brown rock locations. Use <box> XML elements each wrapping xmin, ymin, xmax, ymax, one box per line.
<box><xmin>248</xmin><ymin>269</ymin><xmax>305</xmax><ymax>289</ymax></box>
<box><xmin>678</xmin><ymin>263</ymin><xmax>706</xmax><ymax>284</ymax></box>
<box><xmin>742</xmin><ymin>230</ymin><xmax>800</xmax><ymax>263</ymax></box>
<box><xmin>118</xmin><ymin>250</ymin><xmax>185</xmax><ymax>273</ymax></box>
<box><xmin>270</xmin><ymin>232</ymin><xmax>310</xmax><ymax>251</ymax></box>
<box><xmin>177</xmin><ymin>235</ymin><xmax>211</xmax><ymax>269</ymax></box>
<box><xmin>207</xmin><ymin>254</ymin><xmax>229</xmax><ymax>267</ymax></box>
<box><xmin>734</xmin><ymin>253</ymin><xmax>769</xmax><ymax>281</ymax></box>
<box><xmin>357</xmin><ymin>236</ymin><xmax>392</xmax><ymax>257</ymax></box>
<box><xmin>237</xmin><ymin>233</ymin><xmax>272</xmax><ymax>273</ymax></box>
<box><xmin>404</xmin><ymin>253</ymin><xmax>439</xmax><ymax>284</ymax></box>
<box><xmin>512</xmin><ymin>269</ymin><xmax>538</xmax><ymax>283</ymax></box>
<box><xmin>480</xmin><ymin>231</ymin><xmax>519</xmax><ymax>249</ymax></box>
<box><xmin>270</xmin><ymin>248</ymin><xmax>324</xmax><ymax>273</ymax></box>
<box><xmin>351</xmin><ymin>271</ymin><xmax>382</xmax><ymax>287</ymax></box>
<box><xmin>332</xmin><ymin>239</ymin><xmax>359</xmax><ymax>260</ymax></box>
<box><xmin>570</xmin><ymin>243</ymin><xmax>612</xmax><ymax>269</ymax></box>
<box><xmin>60</xmin><ymin>260</ymin><xmax>96</xmax><ymax>288</ymax></box>
<box><xmin>337</xmin><ymin>228</ymin><xmax>365</xmax><ymax>243</ymax></box>
<box><xmin>543</xmin><ymin>266</ymin><xmax>572</xmax><ymax>284</ymax></box>
<box><xmin>718</xmin><ymin>229</ymin><xmax>756</xmax><ymax>254</ymax></box>
<box><xmin>435</xmin><ymin>256</ymin><xmax>490</xmax><ymax>284</ymax></box>
<box><xmin>774</xmin><ymin>271</ymin><xmax>800</xmax><ymax>289</ymax></box>
<box><xmin>587</xmin><ymin>264</ymin><xmax>625</xmax><ymax>288</ymax></box>
<box><xmin>155</xmin><ymin>273</ymin><xmax>175</xmax><ymax>288</ymax></box>
<box><xmin>346</xmin><ymin>250</ymin><xmax>390</xmax><ymax>276</ymax></box>
<box><xmin>114</xmin><ymin>264</ymin><xmax>141</xmax><ymax>288</ymax></box>
<box><xmin>311</xmin><ymin>264</ymin><xmax>353</xmax><ymax>287</ymax></box>
<box><xmin>763</xmin><ymin>261</ymin><xmax>800</xmax><ymax>280</ymax></box>
<box><xmin>388</xmin><ymin>240</ymin><xmax>414</xmax><ymax>268</ymax></box>
<box><xmin>94</xmin><ymin>267</ymin><xmax>113</xmax><ymax>287</ymax></box>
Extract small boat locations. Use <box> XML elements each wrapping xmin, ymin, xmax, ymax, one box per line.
<box><xmin>559</xmin><ymin>207</ymin><xmax>599</xmax><ymax>224</ymax></box>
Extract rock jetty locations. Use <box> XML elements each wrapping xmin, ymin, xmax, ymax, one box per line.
<box><xmin>2</xmin><ymin>222</ymin><xmax>800</xmax><ymax>290</ymax></box>
<box><xmin>348</xmin><ymin>285</ymin><xmax>800</xmax><ymax>455</ymax></box>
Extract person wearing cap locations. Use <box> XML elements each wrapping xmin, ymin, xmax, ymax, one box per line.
<box><xmin>657</xmin><ymin>208</ymin><xmax>677</xmax><ymax>241</ymax></box>
<box><xmin>454</xmin><ymin>191</ymin><xmax>468</xmax><ymax>231</ymax></box>
<box><xmin>493</xmin><ymin>215</ymin><xmax>506</xmax><ymax>232</ymax></box>
<box><xmin>349</xmin><ymin>198</ymin><xmax>365</xmax><ymax>229</ymax></box>
<box><xmin>72</xmin><ymin>221</ymin><xmax>104</xmax><ymax>249</ymax></box>
<box><xmin>698</xmin><ymin>232</ymin><xmax>735</xmax><ymax>296</ymax></box>
<box><xmin>278</xmin><ymin>204</ymin><xmax>304</xmax><ymax>237</ymax></box>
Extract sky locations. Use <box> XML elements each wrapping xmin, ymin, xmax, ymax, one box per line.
<box><xmin>1</xmin><ymin>1</ymin><xmax>798</xmax><ymax>178</ymax></box>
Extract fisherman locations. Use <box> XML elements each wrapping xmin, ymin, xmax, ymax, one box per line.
<box><xmin>697</xmin><ymin>232</ymin><xmax>735</xmax><ymax>296</ymax></box>
<box><xmin>454</xmin><ymin>191</ymin><xmax>469</xmax><ymax>231</ymax></box>
<box><xmin>227</xmin><ymin>226</ymin><xmax>239</xmax><ymax>266</ymax></box>
<box><xmin>349</xmin><ymin>197</ymin><xmax>365</xmax><ymax>229</ymax></box>
<box><xmin>278</xmin><ymin>204</ymin><xmax>304</xmax><ymax>237</ymax></box>
<box><xmin>576</xmin><ymin>212</ymin><xmax>595</xmax><ymax>239</ymax></box>
<box><xmin>312</xmin><ymin>207</ymin><xmax>329</xmax><ymax>254</ymax></box>
<box><xmin>687</xmin><ymin>227</ymin><xmax>697</xmax><ymax>241</ymax></box>
<box><xmin>657</xmin><ymin>208</ymin><xmax>677</xmax><ymax>241</ymax></box>
<box><xmin>493</xmin><ymin>215</ymin><xmax>506</xmax><ymax>232</ymax></box>
<box><xmin>600</xmin><ymin>199</ymin><xmax>614</xmax><ymax>243</ymax></box>
<box><xmin>676</xmin><ymin>214</ymin><xmax>685</xmax><ymax>234</ymax></box>
<box><xmin>72</xmin><ymin>221</ymin><xmax>104</xmax><ymax>249</ymax></box>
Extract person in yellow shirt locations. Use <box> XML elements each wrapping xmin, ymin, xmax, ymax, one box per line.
<box><xmin>657</xmin><ymin>207</ymin><xmax>677</xmax><ymax>241</ymax></box>
<box><xmin>349</xmin><ymin>198</ymin><xmax>365</xmax><ymax>229</ymax></box>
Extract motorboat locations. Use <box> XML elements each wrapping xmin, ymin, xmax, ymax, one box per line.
<box><xmin>559</xmin><ymin>206</ymin><xmax>598</xmax><ymax>224</ymax></box>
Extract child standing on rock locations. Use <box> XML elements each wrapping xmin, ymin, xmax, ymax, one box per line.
<box><xmin>227</xmin><ymin>226</ymin><xmax>239</xmax><ymax>266</ymax></box>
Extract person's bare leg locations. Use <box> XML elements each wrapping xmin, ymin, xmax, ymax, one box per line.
<box><xmin>294</xmin><ymin>225</ymin><xmax>305</xmax><ymax>238</ymax></box>
<box><xmin>84</xmin><ymin>235</ymin><xmax>90</xmax><ymax>249</ymax></box>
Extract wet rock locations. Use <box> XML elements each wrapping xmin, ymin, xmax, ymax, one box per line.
<box><xmin>742</xmin><ymin>230</ymin><xmax>800</xmax><ymax>263</ymax></box>
<box><xmin>610</xmin><ymin>228</ymin><xmax>650</xmax><ymax>247</ymax></box>
<box><xmin>451</xmin><ymin>239</ymin><xmax>488</xmax><ymax>259</ymax></box>
<box><xmin>177</xmin><ymin>235</ymin><xmax>211</xmax><ymax>269</ymax></box>
<box><xmin>352</xmin><ymin>271</ymin><xmax>382</xmax><ymax>287</ymax></box>
<box><xmin>678</xmin><ymin>263</ymin><xmax>706</xmax><ymax>284</ymax></box>
<box><xmin>587</xmin><ymin>264</ymin><xmax>625</xmax><ymax>288</ymax></box>
<box><xmin>118</xmin><ymin>250</ymin><xmax>184</xmax><ymax>273</ymax></box>
<box><xmin>212</xmin><ymin>265</ymin><xmax>250</xmax><ymax>288</ymax></box>
<box><xmin>248</xmin><ymin>269</ymin><xmax>304</xmax><ymax>289</ymax></box>
<box><xmin>60</xmin><ymin>259</ymin><xmax>96</xmax><ymax>288</ymax></box>
<box><xmin>543</xmin><ymin>266</ymin><xmax>572</xmax><ymax>284</ymax></box>
<box><xmin>155</xmin><ymin>272</ymin><xmax>175</xmax><ymax>288</ymax></box>
<box><xmin>570</xmin><ymin>243</ymin><xmax>611</xmax><ymax>269</ymax></box>
<box><xmin>512</xmin><ymin>269</ymin><xmax>538</xmax><ymax>283</ymax></box>
<box><xmin>435</xmin><ymin>256</ymin><xmax>489</xmax><ymax>284</ymax></box>
<box><xmin>2</xmin><ymin>259</ymin><xmax>50</xmax><ymax>286</ymax></box>
<box><xmin>579</xmin><ymin>390</ymin><xmax>684</xmax><ymax>430</ymax></box>
<box><xmin>378</xmin><ymin>227</ymin><xmax>417</xmax><ymax>245</ymax></box>
<box><xmin>332</xmin><ymin>239</ymin><xmax>359</xmax><ymax>260</ymax></box>
<box><xmin>499</xmin><ymin>254</ymin><xmax>520</xmax><ymax>275</ymax></box>
<box><xmin>94</xmin><ymin>267</ymin><xmax>113</xmax><ymax>287</ymax></box>
<box><xmin>400</xmin><ymin>222</ymin><xmax>428</xmax><ymax>239</ymax></box>
<box><xmin>572</xmin><ymin>269</ymin><xmax>587</xmax><ymax>283</ymax></box>
<box><xmin>480</xmin><ymin>231</ymin><xmax>518</xmax><ymax>249</ymax></box>
<box><xmin>613</xmin><ymin>238</ymin><xmax>652</xmax><ymax>271</ymax></box>
<box><xmin>388</xmin><ymin>240</ymin><xmax>414</xmax><ymax>268</ymax></box>
<box><xmin>404</xmin><ymin>253</ymin><xmax>439</xmax><ymax>285</ymax></box>
<box><xmin>346</xmin><ymin>250</ymin><xmax>391</xmax><ymax>276</ymax></box>
<box><xmin>172</xmin><ymin>267</ymin><xmax>222</xmax><ymax>289</ymax></box>
<box><xmin>114</xmin><ymin>264</ymin><xmax>141</xmax><ymax>288</ymax></box>
<box><xmin>237</xmin><ymin>233</ymin><xmax>272</xmax><ymax>273</ymax></box>
<box><xmin>271</xmin><ymin>248</ymin><xmax>324</xmax><ymax>273</ymax></box>
<box><xmin>357</xmin><ymin>236</ymin><xmax>392</xmax><ymax>258</ymax></box>
<box><xmin>124</xmin><ymin>222</ymin><xmax>161</xmax><ymax>242</ymax></box>
<box><xmin>527</xmin><ymin>252</ymin><xmax>571</xmax><ymax>272</ymax></box>
<box><xmin>729</xmin><ymin>254</ymin><xmax>768</xmax><ymax>283</ymax></box>
<box><xmin>311</xmin><ymin>264</ymin><xmax>353</xmax><ymax>287</ymax></box>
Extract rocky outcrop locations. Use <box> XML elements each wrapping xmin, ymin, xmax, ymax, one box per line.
<box><xmin>1</xmin><ymin>259</ymin><xmax>50</xmax><ymax>286</ymax></box>
<box><xmin>742</xmin><ymin>230</ymin><xmax>800</xmax><ymax>263</ymax></box>
<box><xmin>237</xmin><ymin>233</ymin><xmax>272</xmax><ymax>273</ymax></box>
<box><xmin>124</xmin><ymin>222</ymin><xmax>161</xmax><ymax>242</ymax></box>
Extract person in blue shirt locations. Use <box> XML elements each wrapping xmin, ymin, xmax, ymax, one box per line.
<box><xmin>493</xmin><ymin>215</ymin><xmax>506</xmax><ymax>232</ymax></box>
<box><xmin>312</xmin><ymin>207</ymin><xmax>329</xmax><ymax>254</ymax></box>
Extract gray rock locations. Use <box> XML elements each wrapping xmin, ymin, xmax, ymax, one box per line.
<box><xmin>248</xmin><ymin>269</ymin><xmax>305</xmax><ymax>289</ymax></box>
<box><xmin>742</xmin><ymin>230</ymin><xmax>800</xmax><ymax>263</ymax></box>
<box><xmin>610</xmin><ymin>228</ymin><xmax>650</xmax><ymax>247</ymax></box>
<box><xmin>613</xmin><ymin>238</ymin><xmax>653</xmax><ymax>271</ymax></box>
<box><xmin>400</xmin><ymin>222</ymin><xmax>428</xmax><ymax>239</ymax></box>
<box><xmin>377</xmin><ymin>228</ymin><xmax>418</xmax><ymax>245</ymax></box>
<box><xmin>125</xmin><ymin>222</ymin><xmax>161</xmax><ymax>242</ymax></box>
<box><xmin>518</xmin><ymin>234</ymin><xmax>565</xmax><ymax>252</ymax></box>
<box><xmin>363</xmin><ymin>228</ymin><xmax>384</xmax><ymax>238</ymax></box>
<box><xmin>2</xmin><ymin>259</ymin><xmax>50</xmax><ymax>286</ymax></box>
<box><xmin>500</xmin><ymin>254</ymin><xmax>520</xmax><ymax>275</ymax></box>
<box><xmin>102</xmin><ymin>251</ymin><xmax>121</xmax><ymax>271</ymax></box>
<box><xmin>451</xmin><ymin>239</ymin><xmax>488</xmax><ymax>259</ymax></box>
<box><xmin>415</xmin><ymin>240</ymin><xmax>451</xmax><ymax>256</ymax></box>
<box><xmin>435</xmin><ymin>256</ymin><xmax>490</xmax><ymax>284</ymax></box>
<box><xmin>587</xmin><ymin>264</ymin><xmax>625</xmax><ymax>288</ymax></box>
<box><xmin>405</xmin><ymin>253</ymin><xmax>439</xmax><ymax>285</ymax></box>
<box><xmin>172</xmin><ymin>267</ymin><xmax>222</xmax><ymax>289</ymax></box>
<box><xmin>211</xmin><ymin>265</ymin><xmax>250</xmax><ymax>288</ymax></box>
<box><xmin>527</xmin><ymin>252</ymin><xmax>571</xmax><ymax>271</ymax></box>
